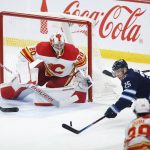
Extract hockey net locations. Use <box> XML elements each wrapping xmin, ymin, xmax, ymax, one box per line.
<box><xmin>0</xmin><ymin>11</ymin><xmax>119</xmax><ymax>102</ymax></box>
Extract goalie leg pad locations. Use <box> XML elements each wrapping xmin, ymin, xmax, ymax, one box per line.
<box><xmin>1</xmin><ymin>86</ymin><xmax>26</xmax><ymax>99</ymax></box>
<box><xmin>34</xmin><ymin>91</ymin><xmax>85</xmax><ymax>106</ymax></box>
<box><xmin>73</xmin><ymin>91</ymin><xmax>87</xmax><ymax>103</ymax></box>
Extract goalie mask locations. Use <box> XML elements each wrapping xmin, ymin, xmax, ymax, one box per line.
<box><xmin>50</xmin><ymin>33</ymin><xmax>65</xmax><ymax>57</ymax></box>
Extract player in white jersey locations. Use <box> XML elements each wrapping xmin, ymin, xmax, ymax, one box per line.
<box><xmin>124</xmin><ymin>99</ymin><xmax>150</xmax><ymax>150</ymax></box>
<box><xmin>0</xmin><ymin>32</ymin><xmax>92</xmax><ymax>105</ymax></box>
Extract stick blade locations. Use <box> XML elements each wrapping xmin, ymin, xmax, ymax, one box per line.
<box><xmin>62</xmin><ymin>124</ymin><xmax>80</xmax><ymax>134</ymax></box>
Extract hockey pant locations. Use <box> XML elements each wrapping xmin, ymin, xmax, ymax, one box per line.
<box><xmin>35</xmin><ymin>62</ymin><xmax>73</xmax><ymax>87</ymax></box>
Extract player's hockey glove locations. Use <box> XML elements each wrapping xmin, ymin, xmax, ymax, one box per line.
<box><xmin>104</xmin><ymin>105</ymin><xmax>118</xmax><ymax>118</ymax></box>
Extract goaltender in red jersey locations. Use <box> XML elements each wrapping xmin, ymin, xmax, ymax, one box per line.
<box><xmin>0</xmin><ymin>32</ymin><xmax>92</xmax><ymax>105</ymax></box>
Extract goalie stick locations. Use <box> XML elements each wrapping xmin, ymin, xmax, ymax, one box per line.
<box><xmin>62</xmin><ymin>116</ymin><xmax>105</xmax><ymax>134</ymax></box>
<box><xmin>21</xmin><ymin>84</ymin><xmax>78</xmax><ymax>107</ymax></box>
<box><xmin>0</xmin><ymin>106</ymin><xmax>19</xmax><ymax>112</ymax></box>
<box><xmin>103</xmin><ymin>69</ymin><xmax>150</xmax><ymax>78</ymax></box>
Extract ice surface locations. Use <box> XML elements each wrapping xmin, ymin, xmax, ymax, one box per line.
<box><xmin>0</xmin><ymin>99</ymin><xmax>135</xmax><ymax>150</ymax></box>
<box><xmin>1</xmin><ymin>58</ymin><xmax>149</xmax><ymax>150</ymax></box>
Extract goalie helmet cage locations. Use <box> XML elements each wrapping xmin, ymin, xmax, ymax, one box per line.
<box><xmin>0</xmin><ymin>11</ymin><xmax>93</xmax><ymax>102</ymax></box>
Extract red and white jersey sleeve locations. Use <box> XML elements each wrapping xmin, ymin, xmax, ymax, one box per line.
<box><xmin>74</xmin><ymin>50</ymin><xmax>86</xmax><ymax>69</ymax></box>
<box><xmin>20</xmin><ymin>47</ymin><xmax>36</xmax><ymax>63</ymax></box>
<box><xmin>124</xmin><ymin>115</ymin><xmax>150</xmax><ymax>150</ymax></box>
<box><xmin>20</xmin><ymin>42</ymin><xmax>87</xmax><ymax>77</ymax></box>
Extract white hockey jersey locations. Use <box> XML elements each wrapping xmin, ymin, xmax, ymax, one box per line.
<box><xmin>124</xmin><ymin>115</ymin><xmax>150</xmax><ymax>150</ymax></box>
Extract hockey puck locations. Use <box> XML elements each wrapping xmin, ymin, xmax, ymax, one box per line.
<box><xmin>0</xmin><ymin>107</ymin><xmax>19</xmax><ymax>112</ymax></box>
<box><xmin>70</xmin><ymin>121</ymin><xmax>72</xmax><ymax>127</ymax></box>
<box><xmin>13</xmin><ymin>107</ymin><xmax>19</xmax><ymax>112</ymax></box>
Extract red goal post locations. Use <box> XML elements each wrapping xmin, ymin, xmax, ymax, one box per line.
<box><xmin>0</xmin><ymin>11</ymin><xmax>93</xmax><ymax>101</ymax></box>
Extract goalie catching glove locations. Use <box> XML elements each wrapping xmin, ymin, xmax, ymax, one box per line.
<box><xmin>75</xmin><ymin>69</ymin><xmax>93</xmax><ymax>91</ymax></box>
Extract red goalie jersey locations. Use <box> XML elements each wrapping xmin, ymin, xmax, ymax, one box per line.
<box><xmin>124</xmin><ymin>116</ymin><xmax>150</xmax><ymax>150</ymax></box>
<box><xmin>20</xmin><ymin>41</ymin><xmax>86</xmax><ymax>87</ymax></box>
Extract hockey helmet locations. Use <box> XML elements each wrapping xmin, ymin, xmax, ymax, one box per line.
<box><xmin>50</xmin><ymin>32</ymin><xmax>65</xmax><ymax>56</ymax></box>
<box><xmin>112</xmin><ymin>59</ymin><xmax>128</xmax><ymax>71</ymax></box>
<box><xmin>134</xmin><ymin>99</ymin><xmax>150</xmax><ymax>114</ymax></box>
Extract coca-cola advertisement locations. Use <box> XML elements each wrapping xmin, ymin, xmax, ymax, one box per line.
<box><xmin>0</xmin><ymin>0</ymin><xmax>149</xmax><ymax>57</ymax></box>
<box><xmin>0</xmin><ymin>1</ymin><xmax>150</xmax><ymax>150</ymax></box>
<box><xmin>63</xmin><ymin>1</ymin><xmax>149</xmax><ymax>54</ymax></box>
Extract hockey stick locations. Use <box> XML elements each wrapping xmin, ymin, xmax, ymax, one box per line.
<box><xmin>21</xmin><ymin>84</ymin><xmax>78</xmax><ymax>107</ymax></box>
<box><xmin>103</xmin><ymin>69</ymin><xmax>150</xmax><ymax>78</ymax></box>
<box><xmin>62</xmin><ymin>116</ymin><xmax>105</xmax><ymax>134</ymax></box>
<box><xmin>0</xmin><ymin>63</ymin><xmax>78</xmax><ymax>107</ymax></box>
<box><xmin>142</xmin><ymin>70</ymin><xmax>150</xmax><ymax>73</ymax></box>
<box><xmin>0</xmin><ymin>106</ymin><xmax>19</xmax><ymax>112</ymax></box>
<box><xmin>0</xmin><ymin>63</ymin><xmax>21</xmax><ymax>82</ymax></box>
<box><xmin>0</xmin><ymin>63</ymin><xmax>14</xmax><ymax>74</ymax></box>
<box><xmin>102</xmin><ymin>70</ymin><xmax>114</xmax><ymax>78</ymax></box>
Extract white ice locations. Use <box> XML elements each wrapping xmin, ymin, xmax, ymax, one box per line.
<box><xmin>0</xmin><ymin>98</ymin><xmax>135</xmax><ymax>150</ymax></box>
<box><xmin>1</xmin><ymin>57</ymin><xmax>150</xmax><ymax>150</ymax></box>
